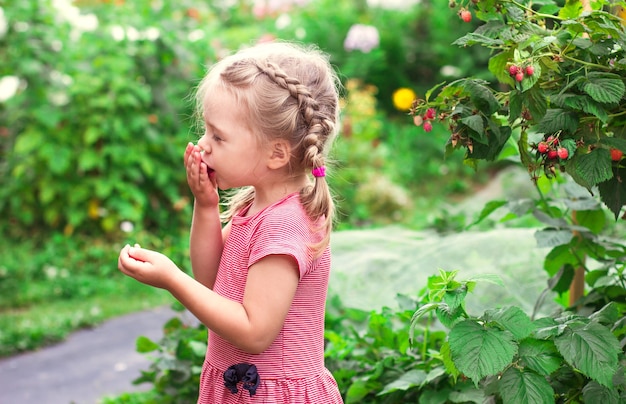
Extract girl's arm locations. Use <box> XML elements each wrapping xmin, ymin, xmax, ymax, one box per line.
<box><xmin>185</xmin><ymin>142</ymin><xmax>223</xmax><ymax>288</ymax></box>
<box><xmin>118</xmin><ymin>245</ymin><xmax>299</xmax><ymax>354</ymax></box>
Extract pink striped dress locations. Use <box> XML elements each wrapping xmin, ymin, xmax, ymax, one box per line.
<box><xmin>197</xmin><ymin>193</ymin><xmax>343</xmax><ymax>403</ymax></box>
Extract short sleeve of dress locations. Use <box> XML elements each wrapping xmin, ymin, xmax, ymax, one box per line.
<box><xmin>247</xmin><ymin>202</ymin><xmax>313</xmax><ymax>279</ymax></box>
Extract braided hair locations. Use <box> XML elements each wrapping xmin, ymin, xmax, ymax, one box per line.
<box><xmin>195</xmin><ymin>42</ymin><xmax>341</xmax><ymax>252</ymax></box>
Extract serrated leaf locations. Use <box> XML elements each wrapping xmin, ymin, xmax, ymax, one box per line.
<box><xmin>518</xmin><ymin>339</ymin><xmax>561</xmax><ymax>376</ymax></box>
<box><xmin>589</xmin><ymin>302</ymin><xmax>619</xmax><ymax>326</ymax></box>
<box><xmin>554</xmin><ymin>321</ymin><xmax>620</xmax><ymax>387</ymax></box>
<box><xmin>580</xmin><ymin>72</ymin><xmax>625</xmax><ymax>104</ymax></box>
<box><xmin>461</xmin><ymin>115</ymin><xmax>485</xmax><ymax>138</ymax></box>
<box><xmin>551</xmin><ymin>93</ymin><xmax>610</xmax><ymax>122</ymax></box>
<box><xmin>436</xmin><ymin>304</ymin><xmax>464</xmax><ymax>328</ymax></box>
<box><xmin>464</xmin><ymin>80</ymin><xmax>501</xmax><ymax>115</ymax></box>
<box><xmin>536</xmin><ymin>108</ymin><xmax>579</xmax><ymax>134</ymax></box>
<box><xmin>499</xmin><ymin>367</ymin><xmax>555</xmax><ymax>404</ymax></box>
<box><xmin>443</xmin><ymin>285</ymin><xmax>468</xmax><ymax>312</ymax></box>
<box><xmin>582</xmin><ymin>381</ymin><xmax>621</xmax><ymax>404</ymax></box>
<box><xmin>484</xmin><ymin>306</ymin><xmax>536</xmax><ymax>340</ymax></box>
<box><xmin>449</xmin><ymin>320</ymin><xmax>518</xmax><ymax>385</ymax></box>
<box><xmin>598</xmin><ymin>166</ymin><xmax>626</xmax><ymax>220</ymax></box>
<box><xmin>600</xmin><ymin>137</ymin><xmax>626</xmax><ymax>153</ymax></box>
<box><xmin>575</xmin><ymin>148</ymin><xmax>614</xmax><ymax>186</ymax></box>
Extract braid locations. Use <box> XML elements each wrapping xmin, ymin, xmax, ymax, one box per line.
<box><xmin>256</xmin><ymin>61</ymin><xmax>335</xmax><ymax>171</ymax></box>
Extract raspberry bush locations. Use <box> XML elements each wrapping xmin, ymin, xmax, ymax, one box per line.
<box><xmin>412</xmin><ymin>0</ymin><xmax>626</xmax><ymax>219</ymax></box>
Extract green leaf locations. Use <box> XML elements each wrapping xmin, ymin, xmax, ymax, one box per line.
<box><xmin>378</xmin><ymin>369</ymin><xmax>427</xmax><ymax>395</ymax></box>
<box><xmin>464</xmin><ymin>80</ymin><xmax>501</xmax><ymax>116</ymax></box>
<box><xmin>582</xmin><ymin>381</ymin><xmax>621</xmax><ymax>404</ymax></box>
<box><xmin>534</xmin><ymin>229</ymin><xmax>574</xmax><ymax>248</ymax></box>
<box><xmin>461</xmin><ymin>115</ymin><xmax>485</xmax><ymax>138</ymax></box>
<box><xmin>440</xmin><ymin>341</ymin><xmax>461</xmax><ymax>381</ymax></box>
<box><xmin>554</xmin><ymin>321</ymin><xmax>620</xmax><ymax>387</ymax></box>
<box><xmin>448</xmin><ymin>320</ymin><xmax>518</xmax><ymax>385</ymax></box>
<box><xmin>600</xmin><ymin>137</ymin><xmax>626</xmax><ymax>153</ymax></box>
<box><xmin>136</xmin><ymin>335</ymin><xmax>160</xmax><ymax>353</ymax></box>
<box><xmin>575</xmin><ymin>148</ymin><xmax>614</xmax><ymax>186</ymax></box>
<box><xmin>535</xmin><ymin>108</ymin><xmax>579</xmax><ymax>134</ymax></box>
<box><xmin>463</xmin><ymin>273</ymin><xmax>504</xmax><ymax>287</ymax></box>
<box><xmin>484</xmin><ymin>306</ymin><xmax>536</xmax><ymax>340</ymax></box>
<box><xmin>589</xmin><ymin>302</ymin><xmax>619</xmax><ymax>326</ymax></box>
<box><xmin>580</xmin><ymin>72</ymin><xmax>625</xmax><ymax>104</ymax></box>
<box><xmin>467</xmin><ymin>200</ymin><xmax>507</xmax><ymax>228</ymax></box>
<box><xmin>489</xmin><ymin>50</ymin><xmax>515</xmax><ymax>86</ymax></box>
<box><xmin>188</xmin><ymin>340</ymin><xmax>207</xmax><ymax>357</ymax></box>
<box><xmin>499</xmin><ymin>367</ymin><xmax>555</xmax><ymax>404</ymax></box>
<box><xmin>598</xmin><ymin>165</ymin><xmax>626</xmax><ymax>220</ymax></box>
<box><xmin>518</xmin><ymin>339</ymin><xmax>561</xmax><ymax>376</ymax></box>
<box><xmin>443</xmin><ymin>284</ymin><xmax>467</xmax><ymax>312</ymax></box>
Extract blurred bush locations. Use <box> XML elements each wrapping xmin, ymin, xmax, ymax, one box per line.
<box><xmin>0</xmin><ymin>0</ymin><xmax>488</xmax><ymax>239</ymax></box>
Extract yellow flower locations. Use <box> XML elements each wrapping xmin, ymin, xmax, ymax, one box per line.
<box><xmin>392</xmin><ymin>87</ymin><xmax>416</xmax><ymax>111</ymax></box>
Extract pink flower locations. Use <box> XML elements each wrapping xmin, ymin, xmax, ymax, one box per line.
<box><xmin>344</xmin><ymin>24</ymin><xmax>380</xmax><ymax>53</ymax></box>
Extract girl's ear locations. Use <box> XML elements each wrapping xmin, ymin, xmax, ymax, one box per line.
<box><xmin>267</xmin><ymin>139</ymin><xmax>291</xmax><ymax>169</ymax></box>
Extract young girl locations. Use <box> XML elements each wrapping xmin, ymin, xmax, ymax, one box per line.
<box><xmin>117</xmin><ymin>41</ymin><xmax>344</xmax><ymax>403</ymax></box>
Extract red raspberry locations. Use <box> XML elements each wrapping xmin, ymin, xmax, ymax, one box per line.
<box><xmin>537</xmin><ymin>142</ymin><xmax>549</xmax><ymax>154</ymax></box>
<box><xmin>611</xmin><ymin>148</ymin><xmax>624</xmax><ymax>161</ymax></box>
<box><xmin>460</xmin><ymin>10</ymin><xmax>472</xmax><ymax>22</ymax></box>
<box><xmin>515</xmin><ymin>72</ymin><xmax>524</xmax><ymax>82</ymax></box>
<box><xmin>508</xmin><ymin>65</ymin><xmax>519</xmax><ymax>76</ymax></box>
<box><xmin>546</xmin><ymin>135</ymin><xmax>556</xmax><ymax>144</ymax></box>
<box><xmin>423</xmin><ymin>121</ymin><xmax>433</xmax><ymax>132</ymax></box>
<box><xmin>525</xmin><ymin>65</ymin><xmax>535</xmax><ymax>76</ymax></box>
<box><xmin>425</xmin><ymin>107</ymin><xmax>436</xmax><ymax>120</ymax></box>
<box><xmin>547</xmin><ymin>150</ymin><xmax>558</xmax><ymax>159</ymax></box>
<box><xmin>557</xmin><ymin>147</ymin><xmax>569</xmax><ymax>160</ymax></box>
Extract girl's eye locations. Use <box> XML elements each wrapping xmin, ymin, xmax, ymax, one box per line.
<box><xmin>212</xmin><ymin>134</ymin><xmax>222</xmax><ymax>142</ymax></box>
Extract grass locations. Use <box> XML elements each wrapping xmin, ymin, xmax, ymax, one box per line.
<box><xmin>0</xmin><ymin>277</ymin><xmax>173</xmax><ymax>357</ymax></box>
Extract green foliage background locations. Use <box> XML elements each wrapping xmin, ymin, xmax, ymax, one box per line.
<box><xmin>0</xmin><ymin>0</ymin><xmax>489</xmax><ymax>356</ymax></box>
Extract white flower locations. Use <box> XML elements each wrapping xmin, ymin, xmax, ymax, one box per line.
<box><xmin>0</xmin><ymin>76</ymin><xmax>20</xmax><ymax>103</ymax></box>
<box><xmin>440</xmin><ymin>65</ymin><xmax>461</xmax><ymax>78</ymax></box>
<box><xmin>188</xmin><ymin>29</ymin><xmax>205</xmax><ymax>43</ymax></box>
<box><xmin>344</xmin><ymin>24</ymin><xmax>380</xmax><ymax>53</ymax></box>
<box><xmin>120</xmin><ymin>221</ymin><xmax>134</xmax><ymax>233</ymax></box>
<box><xmin>111</xmin><ymin>25</ymin><xmax>125</xmax><ymax>41</ymax></box>
<box><xmin>143</xmin><ymin>27</ymin><xmax>160</xmax><ymax>41</ymax></box>
<box><xmin>275</xmin><ymin>13</ymin><xmax>291</xmax><ymax>30</ymax></box>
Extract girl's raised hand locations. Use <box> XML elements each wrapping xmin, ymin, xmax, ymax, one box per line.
<box><xmin>118</xmin><ymin>244</ymin><xmax>181</xmax><ymax>290</ymax></box>
<box><xmin>184</xmin><ymin>142</ymin><xmax>219</xmax><ymax>208</ymax></box>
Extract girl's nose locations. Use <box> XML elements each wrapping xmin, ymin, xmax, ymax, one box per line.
<box><xmin>197</xmin><ymin>135</ymin><xmax>210</xmax><ymax>153</ymax></box>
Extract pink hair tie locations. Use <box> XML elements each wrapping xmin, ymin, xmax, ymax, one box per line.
<box><xmin>312</xmin><ymin>166</ymin><xmax>326</xmax><ymax>178</ymax></box>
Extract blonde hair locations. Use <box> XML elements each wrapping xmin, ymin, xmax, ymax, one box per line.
<box><xmin>195</xmin><ymin>41</ymin><xmax>341</xmax><ymax>251</ymax></box>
